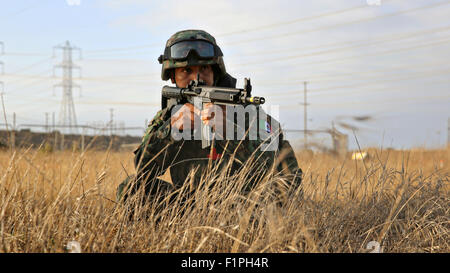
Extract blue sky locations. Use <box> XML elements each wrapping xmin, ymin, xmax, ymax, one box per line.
<box><xmin>0</xmin><ymin>0</ymin><xmax>449</xmax><ymax>150</ymax></box>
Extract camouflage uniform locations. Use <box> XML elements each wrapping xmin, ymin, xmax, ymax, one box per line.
<box><xmin>116</xmin><ymin>30</ymin><xmax>302</xmax><ymax>204</ymax></box>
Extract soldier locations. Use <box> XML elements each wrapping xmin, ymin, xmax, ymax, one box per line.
<box><xmin>116</xmin><ymin>29</ymin><xmax>302</xmax><ymax>207</ymax></box>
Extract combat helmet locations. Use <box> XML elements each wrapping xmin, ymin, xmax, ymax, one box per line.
<box><xmin>158</xmin><ymin>29</ymin><xmax>227</xmax><ymax>81</ymax></box>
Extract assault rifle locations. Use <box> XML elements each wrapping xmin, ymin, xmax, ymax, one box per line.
<box><xmin>161</xmin><ymin>77</ymin><xmax>265</xmax><ymax>148</ymax></box>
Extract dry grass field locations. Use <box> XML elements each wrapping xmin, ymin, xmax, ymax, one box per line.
<box><xmin>0</xmin><ymin>144</ymin><xmax>448</xmax><ymax>253</ymax></box>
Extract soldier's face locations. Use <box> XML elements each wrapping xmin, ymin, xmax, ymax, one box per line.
<box><xmin>173</xmin><ymin>65</ymin><xmax>214</xmax><ymax>87</ymax></box>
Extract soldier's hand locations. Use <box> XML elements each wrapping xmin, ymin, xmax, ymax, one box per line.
<box><xmin>171</xmin><ymin>103</ymin><xmax>201</xmax><ymax>131</ymax></box>
<box><xmin>201</xmin><ymin>102</ymin><xmax>226</xmax><ymax>134</ymax></box>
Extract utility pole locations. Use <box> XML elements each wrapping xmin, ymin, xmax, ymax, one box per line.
<box><xmin>45</xmin><ymin>112</ymin><xmax>49</xmax><ymax>133</ymax></box>
<box><xmin>109</xmin><ymin>108</ymin><xmax>114</xmax><ymax>136</ymax></box>
<box><xmin>53</xmin><ymin>41</ymin><xmax>82</xmax><ymax>135</ymax></box>
<box><xmin>299</xmin><ymin>81</ymin><xmax>309</xmax><ymax>150</ymax></box>
<box><xmin>12</xmin><ymin>112</ymin><xmax>15</xmax><ymax>150</ymax></box>
<box><xmin>448</xmin><ymin>117</ymin><xmax>450</xmax><ymax>146</ymax></box>
<box><xmin>120</xmin><ymin>121</ymin><xmax>125</xmax><ymax>136</ymax></box>
<box><xmin>81</xmin><ymin>127</ymin><xmax>85</xmax><ymax>153</ymax></box>
<box><xmin>52</xmin><ymin>112</ymin><xmax>57</xmax><ymax>150</ymax></box>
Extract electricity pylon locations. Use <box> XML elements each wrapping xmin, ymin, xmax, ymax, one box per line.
<box><xmin>53</xmin><ymin>41</ymin><xmax>82</xmax><ymax>134</ymax></box>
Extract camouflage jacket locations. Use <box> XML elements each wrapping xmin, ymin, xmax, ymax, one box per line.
<box><xmin>117</xmin><ymin>104</ymin><xmax>302</xmax><ymax>203</ymax></box>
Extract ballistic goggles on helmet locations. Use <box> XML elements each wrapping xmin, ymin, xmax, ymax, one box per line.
<box><xmin>158</xmin><ymin>40</ymin><xmax>223</xmax><ymax>63</ymax></box>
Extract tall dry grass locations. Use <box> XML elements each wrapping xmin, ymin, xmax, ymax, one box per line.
<box><xmin>0</xmin><ymin>144</ymin><xmax>448</xmax><ymax>253</ymax></box>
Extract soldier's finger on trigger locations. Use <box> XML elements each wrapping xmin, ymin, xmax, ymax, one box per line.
<box><xmin>201</xmin><ymin>107</ymin><xmax>215</xmax><ymax>121</ymax></box>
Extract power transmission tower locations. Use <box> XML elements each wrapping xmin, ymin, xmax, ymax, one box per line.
<box><xmin>53</xmin><ymin>41</ymin><xmax>82</xmax><ymax>134</ymax></box>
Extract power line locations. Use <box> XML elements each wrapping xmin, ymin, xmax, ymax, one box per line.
<box><xmin>5</xmin><ymin>64</ymin><xmax>53</xmax><ymax>84</ymax></box>
<box><xmin>216</xmin><ymin>1</ymin><xmax>393</xmax><ymax>37</ymax></box>
<box><xmin>2</xmin><ymin>42</ymin><xmax>448</xmax><ymax>109</ymax></box>
<box><xmin>3</xmin><ymin>72</ymin><xmax>158</xmax><ymax>85</ymax></box>
<box><xmin>81</xmin><ymin>3</ymin><xmax>373</xmax><ymax>54</ymax></box>
<box><xmin>0</xmin><ymin>0</ymin><xmax>47</xmax><ymax>21</ymax></box>
<box><xmin>5</xmin><ymin>95</ymin><xmax>160</xmax><ymax>108</ymax></box>
<box><xmin>6</xmin><ymin>86</ymin><xmax>53</xmax><ymax>101</ymax></box>
<box><xmin>232</xmin><ymin>35</ymin><xmax>450</xmax><ymax>74</ymax></box>
<box><xmin>230</xmin><ymin>24</ymin><xmax>450</xmax><ymax>61</ymax></box>
<box><xmin>75</xmin><ymin>100</ymin><xmax>159</xmax><ymax>107</ymax></box>
<box><xmin>232</xmin><ymin>24</ymin><xmax>450</xmax><ymax>66</ymax></box>
<box><xmin>3</xmin><ymin>71</ymin><xmax>159</xmax><ymax>81</ymax></box>
<box><xmin>233</xmin><ymin>32</ymin><xmax>450</xmax><ymax>68</ymax></box>
<box><xmin>82</xmin><ymin>20</ymin><xmax>450</xmax><ymax>62</ymax></box>
<box><xmin>300</xmin><ymin>36</ymin><xmax>450</xmax><ymax>73</ymax></box>
<box><xmin>2</xmin><ymin>69</ymin><xmax>53</xmax><ymax>93</ymax></box>
<box><xmin>2</xmin><ymin>72</ymin><xmax>53</xmax><ymax>80</ymax></box>
<box><xmin>3</xmin><ymin>1</ymin><xmax>446</xmax><ymax>63</ymax></box>
<box><xmin>7</xmin><ymin>56</ymin><xmax>53</xmax><ymax>74</ymax></box>
<box><xmin>10</xmin><ymin>64</ymin><xmax>448</xmax><ymax>104</ymax></box>
<box><xmin>80</xmin><ymin>1</ymin><xmax>396</xmax><ymax>54</ymax></box>
<box><xmin>81</xmin><ymin>72</ymin><xmax>159</xmax><ymax>79</ymax></box>
<box><xmin>257</xmin><ymin>57</ymin><xmax>450</xmax><ymax>86</ymax></box>
<box><xmin>84</xmin><ymin>43</ymin><xmax>161</xmax><ymax>54</ymax></box>
<box><xmin>2</xmin><ymin>51</ymin><xmax>49</xmax><ymax>57</ymax></box>
<box><xmin>268</xmin><ymin>67</ymin><xmax>450</xmax><ymax>99</ymax></box>
<box><xmin>224</xmin><ymin>0</ymin><xmax>450</xmax><ymax>46</ymax></box>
